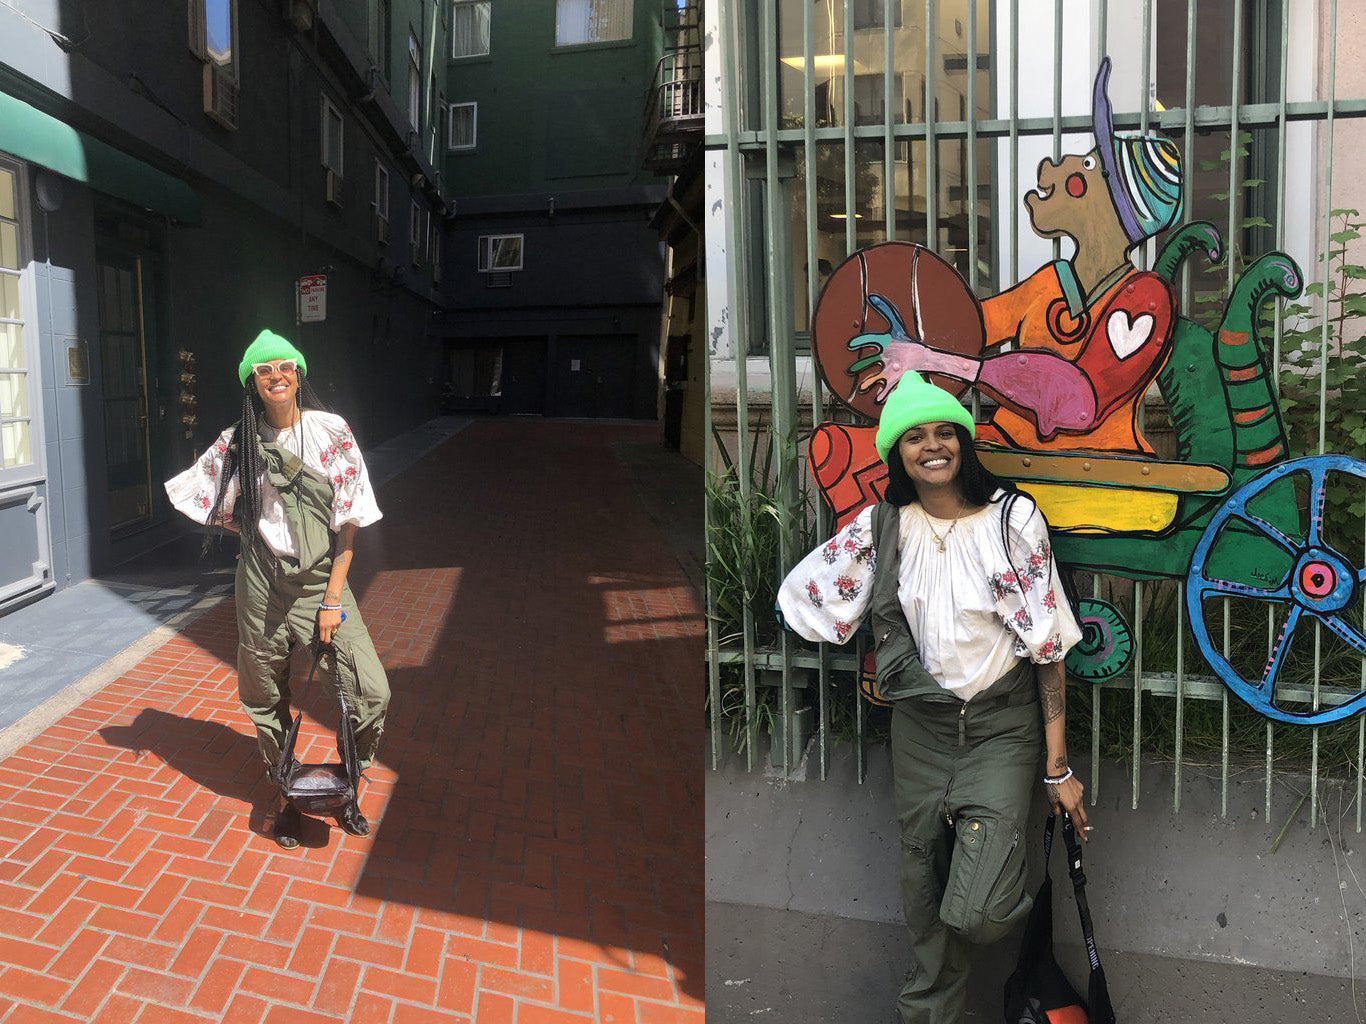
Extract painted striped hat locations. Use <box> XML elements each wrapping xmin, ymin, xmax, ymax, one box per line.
<box><xmin>1093</xmin><ymin>58</ymin><xmax>1184</xmax><ymax>243</ymax></box>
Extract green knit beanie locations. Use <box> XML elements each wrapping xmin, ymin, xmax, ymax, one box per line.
<box><xmin>874</xmin><ymin>372</ymin><xmax>976</xmax><ymax>463</ymax></box>
<box><xmin>238</xmin><ymin>329</ymin><xmax>308</xmax><ymax>387</ymax></box>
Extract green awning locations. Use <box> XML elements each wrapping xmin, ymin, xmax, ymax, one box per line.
<box><xmin>0</xmin><ymin>90</ymin><xmax>201</xmax><ymax>224</ymax></box>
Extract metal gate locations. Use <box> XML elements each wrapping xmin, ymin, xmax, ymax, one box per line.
<box><xmin>704</xmin><ymin>0</ymin><xmax>1366</xmax><ymax>833</ymax></box>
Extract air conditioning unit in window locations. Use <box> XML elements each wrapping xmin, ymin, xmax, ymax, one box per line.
<box><xmin>202</xmin><ymin>63</ymin><xmax>239</xmax><ymax>131</ymax></box>
<box><xmin>375</xmin><ymin>213</ymin><xmax>389</xmax><ymax>245</ymax></box>
<box><xmin>325</xmin><ymin>170</ymin><xmax>344</xmax><ymax>208</ymax></box>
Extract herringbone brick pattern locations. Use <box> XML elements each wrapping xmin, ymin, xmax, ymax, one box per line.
<box><xmin>0</xmin><ymin>421</ymin><xmax>704</xmax><ymax>1023</ymax></box>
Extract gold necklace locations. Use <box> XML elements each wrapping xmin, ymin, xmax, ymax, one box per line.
<box><xmin>922</xmin><ymin>497</ymin><xmax>967</xmax><ymax>554</ymax></box>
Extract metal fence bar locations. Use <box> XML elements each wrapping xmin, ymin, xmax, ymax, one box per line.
<box><xmin>1313</xmin><ymin>0</ymin><xmax>1340</xmax><ymax>828</ymax></box>
<box><xmin>803</xmin><ymin>0</ymin><xmax>832</xmax><ymax>782</ymax></box>
<box><xmin>704</xmin><ymin>97</ymin><xmax>1366</xmax><ymax>149</ymax></box>
<box><xmin>1132</xmin><ymin>580</ymin><xmax>1143</xmax><ymax>807</ymax></box>
<box><xmin>844</xmin><ymin>0</ymin><xmax>857</xmax><ymax>254</ymax></box>
<box><xmin>760</xmin><ymin>0</ymin><xmax>799</xmax><ymax>773</ymax></box>
<box><xmin>1265</xmin><ymin>0</ymin><xmax>1292</xmax><ymax>824</ymax></box>
<box><xmin>884</xmin><ymin>0</ymin><xmax>896</xmax><ymax>241</ymax></box>
<box><xmin>925</xmin><ymin>0</ymin><xmax>938</xmax><ymax>247</ymax></box>
<box><xmin>1009</xmin><ymin>0</ymin><xmax>1019</xmax><ymax>284</ymax></box>
<box><xmin>717</xmin><ymin>0</ymin><xmax>759</xmax><ymax>771</ymax></box>
<box><xmin>1050</xmin><ymin>0</ymin><xmax>1061</xmax><ymax>263</ymax></box>
<box><xmin>966</xmin><ymin>0</ymin><xmax>978</xmax><ymax>293</ymax></box>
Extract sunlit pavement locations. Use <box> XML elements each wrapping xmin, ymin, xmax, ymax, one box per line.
<box><xmin>0</xmin><ymin>419</ymin><xmax>704</xmax><ymax>1023</ymax></box>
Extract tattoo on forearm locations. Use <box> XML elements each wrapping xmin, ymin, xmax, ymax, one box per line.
<box><xmin>1039</xmin><ymin>670</ymin><xmax>1065</xmax><ymax>724</ymax></box>
<box><xmin>1053</xmin><ymin>754</ymin><xmax>1068</xmax><ymax>771</ymax></box>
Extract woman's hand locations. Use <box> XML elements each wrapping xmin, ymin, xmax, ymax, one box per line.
<box><xmin>1048</xmin><ymin>774</ymin><xmax>1090</xmax><ymax>841</ymax></box>
<box><xmin>318</xmin><ymin>606</ymin><xmax>343</xmax><ymax>645</ymax></box>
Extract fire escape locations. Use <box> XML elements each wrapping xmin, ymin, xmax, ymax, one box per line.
<box><xmin>642</xmin><ymin>0</ymin><xmax>704</xmax><ymax>175</ymax></box>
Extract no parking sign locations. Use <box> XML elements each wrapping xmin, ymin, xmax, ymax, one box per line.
<box><xmin>297</xmin><ymin>275</ymin><xmax>327</xmax><ymax>323</ymax></box>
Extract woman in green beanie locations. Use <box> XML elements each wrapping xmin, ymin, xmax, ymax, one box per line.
<box><xmin>778</xmin><ymin>372</ymin><xmax>1087</xmax><ymax>1024</ymax></box>
<box><xmin>165</xmin><ymin>329</ymin><xmax>391</xmax><ymax>848</ymax></box>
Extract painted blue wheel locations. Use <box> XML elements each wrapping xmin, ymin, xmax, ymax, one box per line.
<box><xmin>1186</xmin><ymin>455</ymin><xmax>1366</xmax><ymax>726</ymax></box>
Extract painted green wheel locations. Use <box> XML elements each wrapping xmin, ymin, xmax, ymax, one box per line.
<box><xmin>1065</xmin><ymin>599</ymin><xmax>1134</xmax><ymax>682</ymax></box>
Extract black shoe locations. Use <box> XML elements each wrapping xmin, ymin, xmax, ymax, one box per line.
<box><xmin>273</xmin><ymin>800</ymin><xmax>301</xmax><ymax>849</ymax></box>
<box><xmin>338</xmin><ymin>801</ymin><xmax>370</xmax><ymax>837</ymax></box>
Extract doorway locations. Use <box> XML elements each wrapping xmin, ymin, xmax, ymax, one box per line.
<box><xmin>95</xmin><ymin>250</ymin><xmax>154</xmax><ymax>533</ymax></box>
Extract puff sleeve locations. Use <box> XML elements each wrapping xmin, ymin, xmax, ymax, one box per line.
<box><xmin>164</xmin><ymin>426</ymin><xmax>238</xmax><ymax>526</ymax></box>
<box><xmin>988</xmin><ymin>498</ymin><xmax>1082</xmax><ymax>664</ymax></box>
<box><xmin>777</xmin><ymin>504</ymin><xmax>877</xmax><ymax>645</ymax></box>
<box><xmin>318</xmin><ymin>417</ymin><xmax>383</xmax><ymax>531</ymax></box>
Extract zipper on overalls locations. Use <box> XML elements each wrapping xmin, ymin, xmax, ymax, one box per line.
<box><xmin>958</xmin><ymin>701</ymin><xmax>967</xmax><ymax>748</ymax></box>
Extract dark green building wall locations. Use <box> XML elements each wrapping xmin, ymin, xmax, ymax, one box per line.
<box><xmin>442</xmin><ymin>1</ymin><xmax>664</xmax><ymax>198</ymax></box>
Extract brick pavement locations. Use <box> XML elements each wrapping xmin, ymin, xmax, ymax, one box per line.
<box><xmin>0</xmin><ymin>420</ymin><xmax>704</xmax><ymax>1023</ymax></box>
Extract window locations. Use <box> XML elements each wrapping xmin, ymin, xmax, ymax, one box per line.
<box><xmin>190</xmin><ymin>0</ymin><xmax>238</xmax><ymax>75</ymax></box>
<box><xmin>432</xmin><ymin>227</ymin><xmax>443</xmax><ymax>283</ymax></box>
<box><xmin>0</xmin><ymin>164</ymin><xmax>34</xmax><ymax>474</ymax></box>
<box><xmin>321</xmin><ymin>97</ymin><xmax>344</xmax><ymax>173</ymax></box>
<box><xmin>852</xmin><ymin>0</ymin><xmax>901</xmax><ymax>29</ymax></box>
<box><xmin>477</xmin><ymin>234</ymin><xmax>523</xmax><ymax>272</ymax></box>
<box><xmin>190</xmin><ymin>0</ymin><xmax>240</xmax><ymax>128</ymax></box>
<box><xmin>554</xmin><ymin>0</ymin><xmax>631</xmax><ymax>46</ymax></box>
<box><xmin>448</xmin><ymin>103</ymin><xmax>477</xmax><ymax>150</ymax></box>
<box><xmin>426</xmin><ymin>210</ymin><xmax>436</xmax><ymax>267</ymax></box>
<box><xmin>411</xmin><ymin>200</ymin><xmax>424</xmax><ymax>265</ymax></box>
<box><xmin>407</xmin><ymin>33</ymin><xmax>422</xmax><ymax>131</ymax></box>
<box><xmin>374</xmin><ymin>0</ymin><xmax>392</xmax><ymax>81</ymax></box>
<box><xmin>452</xmin><ymin>1</ymin><xmax>491</xmax><ymax>57</ymax></box>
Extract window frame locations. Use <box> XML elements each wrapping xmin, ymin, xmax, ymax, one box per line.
<box><xmin>0</xmin><ymin>158</ymin><xmax>43</xmax><ymax>485</ymax></box>
<box><xmin>451</xmin><ymin>0</ymin><xmax>492</xmax><ymax>58</ymax></box>
<box><xmin>477</xmin><ymin>233</ymin><xmax>524</xmax><ymax>273</ymax></box>
<box><xmin>407</xmin><ymin>32</ymin><xmax>423</xmax><ymax>131</ymax></box>
<box><xmin>190</xmin><ymin>0</ymin><xmax>241</xmax><ymax>82</ymax></box>
<box><xmin>373</xmin><ymin>160</ymin><xmax>390</xmax><ymax>221</ymax></box>
<box><xmin>448</xmin><ymin>102</ymin><xmax>478</xmax><ymax>151</ymax></box>
<box><xmin>553</xmin><ymin>0</ymin><xmax>634</xmax><ymax>48</ymax></box>
<box><xmin>320</xmin><ymin>95</ymin><xmax>345</xmax><ymax>174</ymax></box>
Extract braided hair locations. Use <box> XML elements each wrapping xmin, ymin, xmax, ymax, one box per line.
<box><xmin>203</xmin><ymin>373</ymin><xmax>329</xmax><ymax>562</ymax></box>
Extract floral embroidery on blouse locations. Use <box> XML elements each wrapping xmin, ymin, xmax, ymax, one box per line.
<box><xmin>834</xmin><ymin>575</ymin><xmax>862</xmax><ymax>601</ymax></box>
<box><xmin>833</xmin><ymin>621</ymin><xmax>853</xmax><ymax>641</ymax></box>
<box><xmin>164</xmin><ymin>412</ymin><xmax>380</xmax><ymax>560</ymax></box>
<box><xmin>806</xmin><ymin>579</ymin><xmax>824</xmax><ymax>607</ymax></box>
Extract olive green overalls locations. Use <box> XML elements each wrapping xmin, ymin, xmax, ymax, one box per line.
<box><xmin>234</xmin><ymin>440</ymin><xmax>390</xmax><ymax>773</ymax></box>
<box><xmin>870</xmin><ymin>503</ymin><xmax>1042</xmax><ymax>1024</ymax></box>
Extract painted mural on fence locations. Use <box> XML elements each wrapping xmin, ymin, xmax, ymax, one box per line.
<box><xmin>809</xmin><ymin>58</ymin><xmax>1366</xmax><ymax>725</ymax></box>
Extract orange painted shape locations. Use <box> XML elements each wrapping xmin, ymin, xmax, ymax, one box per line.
<box><xmin>1232</xmin><ymin>406</ymin><xmax>1272</xmax><ymax>425</ymax></box>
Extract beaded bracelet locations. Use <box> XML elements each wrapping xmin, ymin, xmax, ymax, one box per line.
<box><xmin>1043</xmin><ymin>767</ymin><xmax>1074</xmax><ymax>786</ymax></box>
<box><xmin>319</xmin><ymin>603</ymin><xmax>343</xmax><ymax>611</ymax></box>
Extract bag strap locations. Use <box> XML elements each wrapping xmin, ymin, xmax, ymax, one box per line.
<box><xmin>1044</xmin><ymin>813</ymin><xmax>1105</xmax><ymax>976</ymax></box>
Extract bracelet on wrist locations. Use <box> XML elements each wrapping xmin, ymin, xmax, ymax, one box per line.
<box><xmin>319</xmin><ymin>603</ymin><xmax>343</xmax><ymax>611</ymax></box>
<box><xmin>1043</xmin><ymin>767</ymin><xmax>1074</xmax><ymax>786</ymax></box>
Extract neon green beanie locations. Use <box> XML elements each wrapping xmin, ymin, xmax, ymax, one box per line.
<box><xmin>873</xmin><ymin>372</ymin><xmax>976</xmax><ymax>464</ymax></box>
<box><xmin>238</xmin><ymin>329</ymin><xmax>308</xmax><ymax>387</ymax></box>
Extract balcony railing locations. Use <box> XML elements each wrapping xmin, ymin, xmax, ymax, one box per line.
<box><xmin>642</xmin><ymin>43</ymin><xmax>704</xmax><ymax>174</ymax></box>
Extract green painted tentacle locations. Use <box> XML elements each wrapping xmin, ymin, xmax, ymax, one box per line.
<box><xmin>1216</xmin><ymin>253</ymin><xmax>1304</xmax><ymax>473</ymax></box>
<box><xmin>1152</xmin><ymin>222</ymin><xmax>1224</xmax><ymax>284</ymax></box>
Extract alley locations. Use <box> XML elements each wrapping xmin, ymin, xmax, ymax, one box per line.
<box><xmin>0</xmin><ymin>420</ymin><xmax>704</xmax><ymax>1023</ymax></box>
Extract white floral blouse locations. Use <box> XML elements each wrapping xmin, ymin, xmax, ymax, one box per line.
<box><xmin>778</xmin><ymin>491</ymin><xmax>1081</xmax><ymax>701</ymax></box>
<box><xmin>164</xmin><ymin>410</ymin><xmax>382</xmax><ymax>559</ymax></box>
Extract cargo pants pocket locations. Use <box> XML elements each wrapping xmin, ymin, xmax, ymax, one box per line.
<box><xmin>939</xmin><ymin>816</ymin><xmax>1031</xmax><ymax>945</ymax></box>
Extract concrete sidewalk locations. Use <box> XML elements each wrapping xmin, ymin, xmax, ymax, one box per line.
<box><xmin>0</xmin><ymin>419</ymin><xmax>704</xmax><ymax>1023</ymax></box>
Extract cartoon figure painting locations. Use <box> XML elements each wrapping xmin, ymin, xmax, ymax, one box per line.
<box><xmin>804</xmin><ymin>58</ymin><xmax>1366</xmax><ymax>725</ymax></box>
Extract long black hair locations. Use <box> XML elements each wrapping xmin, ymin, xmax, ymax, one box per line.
<box><xmin>203</xmin><ymin>372</ymin><xmax>328</xmax><ymax>562</ymax></box>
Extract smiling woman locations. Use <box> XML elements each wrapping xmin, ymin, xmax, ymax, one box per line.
<box><xmin>777</xmin><ymin>371</ymin><xmax>1086</xmax><ymax>1024</ymax></box>
<box><xmin>163</xmin><ymin>328</ymin><xmax>391</xmax><ymax>849</ymax></box>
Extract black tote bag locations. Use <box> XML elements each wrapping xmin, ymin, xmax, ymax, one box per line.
<box><xmin>1004</xmin><ymin>813</ymin><xmax>1116</xmax><ymax>1024</ymax></box>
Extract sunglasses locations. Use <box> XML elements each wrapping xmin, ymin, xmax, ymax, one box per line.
<box><xmin>250</xmin><ymin>360</ymin><xmax>298</xmax><ymax>378</ymax></box>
